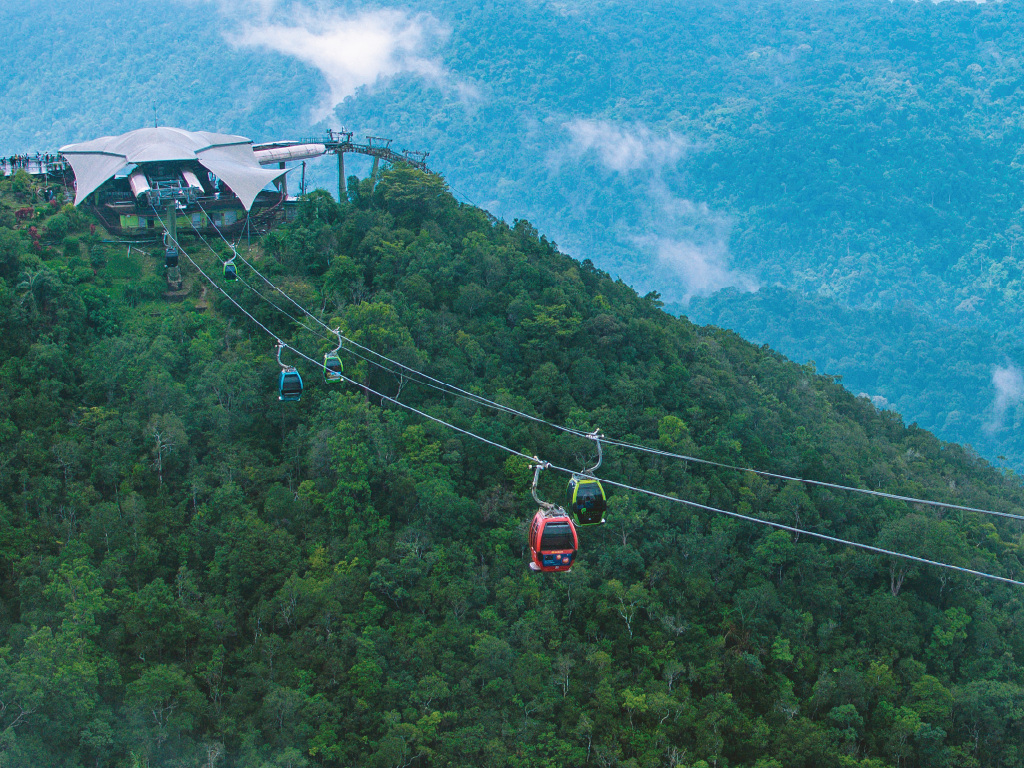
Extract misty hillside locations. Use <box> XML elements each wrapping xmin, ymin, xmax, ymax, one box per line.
<box><xmin>3</xmin><ymin>159</ymin><xmax>1024</xmax><ymax>766</ymax></box>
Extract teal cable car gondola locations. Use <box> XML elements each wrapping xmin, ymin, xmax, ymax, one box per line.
<box><xmin>276</xmin><ymin>342</ymin><xmax>303</xmax><ymax>402</ymax></box>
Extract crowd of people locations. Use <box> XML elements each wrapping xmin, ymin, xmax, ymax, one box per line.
<box><xmin>1</xmin><ymin>151</ymin><xmax>65</xmax><ymax>175</ymax></box>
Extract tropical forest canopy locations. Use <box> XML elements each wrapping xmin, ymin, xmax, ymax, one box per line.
<box><xmin>2</xmin><ymin>160</ymin><xmax>1024</xmax><ymax>766</ymax></box>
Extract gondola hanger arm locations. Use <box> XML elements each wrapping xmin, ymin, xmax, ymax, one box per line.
<box><xmin>531</xmin><ymin>457</ymin><xmax>555</xmax><ymax>511</ymax></box>
<box><xmin>585</xmin><ymin>429</ymin><xmax>603</xmax><ymax>475</ymax></box>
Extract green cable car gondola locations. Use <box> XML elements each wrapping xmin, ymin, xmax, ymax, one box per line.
<box><xmin>324</xmin><ymin>329</ymin><xmax>344</xmax><ymax>383</ymax></box>
<box><xmin>224</xmin><ymin>260</ymin><xmax>237</xmax><ymax>281</ymax></box>
<box><xmin>566</xmin><ymin>430</ymin><xmax>607</xmax><ymax>525</ymax></box>
<box><xmin>566</xmin><ymin>475</ymin><xmax>606</xmax><ymax>525</ymax></box>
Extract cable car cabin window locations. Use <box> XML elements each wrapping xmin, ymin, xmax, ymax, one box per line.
<box><xmin>576</xmin><ymin>483</ymin><xmax>604</xmax><ymax>509</ymax></box>
<box><xmin>540</xmin><ymin>522</ymin><xmax>574</xmax><ymax>551</ymax></box>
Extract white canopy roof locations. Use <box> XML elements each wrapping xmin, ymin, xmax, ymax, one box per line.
<box><xmin>60</xmin><ymin>127</ymin><xmax>287</xmax><ymax>211</ymax></box>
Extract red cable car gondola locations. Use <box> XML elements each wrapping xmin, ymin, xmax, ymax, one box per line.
<box><xmin>529</xmin><ymin>508</ymin><xmax>578</xmax><ymax>573</ymax></box>
<box><xmin>527</xmin><ymin>460</ymin><xmax>579</xmax><ymax>573</ymax></box>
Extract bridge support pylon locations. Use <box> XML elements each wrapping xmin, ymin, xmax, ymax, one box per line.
<box><xmin>338</xmin><ymin>152</ymin><xmax>345</xmax><ymax>202</ymax></box>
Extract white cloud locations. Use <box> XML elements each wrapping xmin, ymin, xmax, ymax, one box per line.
<box><xmin>557</xmin><ymin>118</ymin><xmax>755</xmax><ymax>303</ymax></box>
<box><xmin>632</xmin><ymin>234</ymin><xmax>759</xmax><ymax>303</ymax></box>
<box><xmin>218</xmin><ymin>4</ymin><xmax>457</xmax><ymax>121</ymax></box>
<box><xmin>564</xmin><ymin>119</ymin><xmax>693</xmax><ymax>173</ymax></box>
<box><xmin>986</xmin><ymin>364</ymin><xmax>1024</xmax><ymax>433</ymax></box>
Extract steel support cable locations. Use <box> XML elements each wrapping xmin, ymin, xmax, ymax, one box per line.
<box><xmin>169</xmin><ymin>221</ymin><xmax>1024</xmax><ymax>590</ymax></box>
<box><xmin>197</xmin><ymin>200</ymin><xmax>333</xmax><ymax>329</ymax></box>
<box><xmin>282</xmin><ymin>342</ymin><xmax>1024</xmax><ymax>588</ymax></box>
<box><xmin>154</xmin><ymin>210</ymin><xmax>289</xmax><ymax>347</ymax></box>
<box><xmin>191</xmin><ymin>204</ymin><xmax>1024</xmax><ymax>525</ymax></box>
<box><xmin>197</xmin><ymin>202</ymin><xmax>581</xmax><ymax>428</ymax></box>
<box><xmin>285</xmin><ymin>346</ymin><xmax>1024</xmax><ymax>590</ymax></box>
<box><xmin>233</xmin><ymin>271</ymin><xmax>328</xmax><ymax>341</ymax></box>
<box><xmin>323</xmin><ymin>337</ymin><xmax>1024</xmax><ymax>525</ymax></box>
<box><xmin>190</xmin><ymin>221</ymin><xmax>457</xmax><ymax>383</ymax></box>
<box><xmin>162</xmin><ymin>212</ymin><xmax>534</xmax><ymax>463</ymax></box>
<box><xmin>550</xmin><ymin>469</ymin><xmax>1024</xmax><ymax>589</ymax></box>
<box><xmin>597</xmin><ymin>437</ymin><xmax>1024</xmax><ymax>524</ymax></box>
<box><xmin>187</xmin><ymin>217</ymin><xmax>328</xmax><ymax>341</ymax></box>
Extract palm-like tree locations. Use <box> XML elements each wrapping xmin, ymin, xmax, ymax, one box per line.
<box><xmin>16</xmin><ymin>267</ymin><xmax>55</xmax><ymax>319</ymax></box>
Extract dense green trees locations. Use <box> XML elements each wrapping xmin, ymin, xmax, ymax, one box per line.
<box><xmin>3</xmin><ymin>167</ymin><xmax>1024</xmax><ymax>765</ymax></box>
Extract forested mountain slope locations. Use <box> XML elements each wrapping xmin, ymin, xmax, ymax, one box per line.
<box><xmin>3</xmin><ymin>166</ymin><xmax>1024</xmax><ymax>767</ymax></box>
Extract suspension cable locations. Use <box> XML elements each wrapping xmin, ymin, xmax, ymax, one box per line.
<box><xmin>556</xmin><ymin>469</ymin><xmax>1024</xmax><ymax>588</ymax></box>
<box><xmin>153</xmin><ymin>209</ymin><xmax>281</xmax><ymax>343</ymax></box>
<box><xmin>167</xmin><ymin>222</ymin><xmax>1024</xmax><ymax>589</ymax></box>
<box><xmin>598</xmin><ymin>437</ymin><xmax>1024</xmax><ymax>523</ymax></box>
<box><xmin>189</xmin><ymin>204</ymin><xmax>1024</xmax><ymax>525</ymax></box>
<box><xmin>197</xmin><ymin>202</ymin><xmax>587</xmax><ymax>423</ymax></box>
<box><xmin>186</xmin><ymin>215</ymin><xmax>328</xmax><ymax>341</ymax></box>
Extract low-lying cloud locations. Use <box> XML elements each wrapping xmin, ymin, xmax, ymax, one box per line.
<box><xmin>986</xmin><ymin>363</ymin><xmax>1024</xmax><ymax>433</ymax></box>
<box><xmin>213</xmin><ymin>2</ymin><xmax>456</xmax><ymax>120</ymax></box>
<box><xmin>634</xmin><ymin>234</ymin><xmax>759</xmax><ymax>303</ymax></box>
<box><xmin>557</xmin><ymin>119</ymin><xmax>755</xmax><ymax>304</ymax></box>
<box><xmin>564</xmin><ymin>119</ymin><xmax>693</xmax><ymax>173</ymax></box>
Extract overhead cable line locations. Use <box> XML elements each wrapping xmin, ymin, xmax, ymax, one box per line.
<box><xmin>197</xmin><ymin>202</ymin><xmax>579</xmax><ymax>423</ymax></box>
<box><xmin>154</xmin><ymin>209</ymin><xmax>294</xmax><ymax>349</ymax></box>
<box><xmin>596</xmin><ymin>437</ymin><xmax>1024</xmax><ymax>524</ymax></box>
<box><xmin>166</xmin><ymin>223</ymin><xmax>1024</xmax><ymax>589</ymax></box>
<box><xmin>573</xmin><ymin>472</ymin><xmax>1024</xmax><ymax>589</ymax></box>
<box><xmin>190</xmin><ymin>206</ymin><xmax>1024</xmax><ymax>525</ymax></box>
<box><xmin>187</xmin><ymin>217</ymin><xmax>328</xmax><ymax>341</ymax></box>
